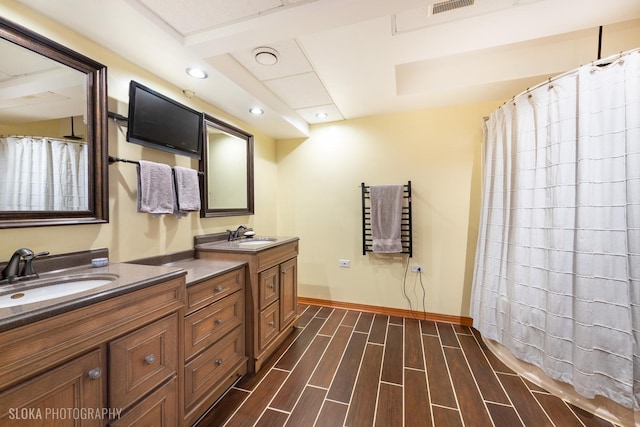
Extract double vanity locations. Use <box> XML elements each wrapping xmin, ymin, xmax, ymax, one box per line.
<box><xmin>0</xmin><ymin>234</ymin><xmax>299</xmax><ymax>426</ymax></box>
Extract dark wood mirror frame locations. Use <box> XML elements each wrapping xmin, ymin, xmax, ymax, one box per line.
<box><xmin>200</xmin><ymin>114</ymin><xmax>254</xmax><ymax>218</ymax></box>
<box><xmin>0</xmin><ymin>17</ymin><xmax>108</xmax><ymax>228</ymax></box>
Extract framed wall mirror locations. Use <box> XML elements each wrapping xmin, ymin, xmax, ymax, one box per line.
<box><xmin>200</xmin><ymin>114</ymin><xmax>254</xmax><ymax>217</ymax></box>
<box><xmin>0</xmin><ymin>17</ymin><xmax>108</xmax><ymax>228</ymax></box>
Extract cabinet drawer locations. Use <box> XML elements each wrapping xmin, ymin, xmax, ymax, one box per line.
<box><xmin>258</xmin><ymin>303</ymin><xmax>280</xmax><ymax>351</ymax></box>
<box><xmin>109</xmin><ymin>314</ymin><xmax>179</xmax><ymax>409</ymax></box>
<box><xmin>184</xmin><ymin>290</ymin><xmax>244</xmax><ymax>360</ymax></box>
<box><xmin>184</xmin><ymin>326</ymin><xmax>245</xmax><ymax>410</ymax></box>
<box><xmin>256</xmin><ymin>241</ymin><xmax>299</xmax><ymax>272</ymax></box>
<box><xmin>186</xmin><ymin>268</ymin><xmax>244</xmax><ymax>314</ymax></box>
<box><xmin>109</xmin><ymin>377</ymin><xmax>178</xmax><ymax>427</ymax></box>
<box><xmin>258</xmin><ymin>265</ymin><xmax>279</xmax><ymax>310</ymax></box>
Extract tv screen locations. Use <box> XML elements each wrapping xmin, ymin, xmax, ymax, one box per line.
<box><xmin>127</xmin><ymin>80</ymin><xmax>203</xmax><ymax>159</ymax></box>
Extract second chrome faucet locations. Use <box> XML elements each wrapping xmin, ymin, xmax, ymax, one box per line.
<box><xmin>226</xmin><ymin>225</ymin><xmax>247</xmax><ymax>241</ymax></box>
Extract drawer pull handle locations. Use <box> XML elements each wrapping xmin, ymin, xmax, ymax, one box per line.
<box><xmin>144</xmin><ymin>354</ymin><xmax>156</xmax><ymax>365</ymax></box>
<box><xmin>215</xmin><ymin>285</ymin><xmax>224</xmax><ymax>292</ymax></box>
<box><xmin>268</xmin><ymin>321</ymin><xmax>275</xmax><ymax>327</ymax></box>
<box><xmin>87</xmin><ymin>367</ymin><xmax>102</xmax><ymax>380</ymax></box>
<box><xmin>215</xmin><ymin>318</ymin><xmax>223</xmax><ymax>325</ymax></box>
<box><xmin>216</xmin><ymin>359</ymin><xmax>223</xmax><ymax>366</ymax></box>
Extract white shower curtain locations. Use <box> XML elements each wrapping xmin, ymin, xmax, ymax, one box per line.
<box><xmin>471</xmin><ymin>50</ymin><xmax>640</xmax><ymax>410</ymax></box>
<box><xmin>0</xmin><ymin>137</ymin><xmax>88</xmax><ymax>211</ymax></box>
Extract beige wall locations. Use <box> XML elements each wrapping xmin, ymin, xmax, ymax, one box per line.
<box><xmin>276</xmin><ymin>104</ymin><xmax>501</xmax><ymax>317</ymax></box>
<box><xmin>0</xmin><ymin>2</ymin><xmax>278</xmax><ymax>263</ymax></box>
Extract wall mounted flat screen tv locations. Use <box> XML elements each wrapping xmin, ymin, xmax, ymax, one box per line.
<box><xmin>127</xmin><ymin>80</ymin><xmax>203</xmax><ymax>159</ymax></box>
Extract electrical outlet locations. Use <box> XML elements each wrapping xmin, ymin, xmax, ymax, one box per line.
<box><xmin>411</xmin><ymin>265</ymin><xmax>423</xmax><ymax>273</ymax></box>
<box><xmin>339</xmin><ymin>259</ymin><xmax>351</xmax><ymax>268</ymax></box>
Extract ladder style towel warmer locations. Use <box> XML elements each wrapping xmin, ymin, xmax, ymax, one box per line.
<box><xmin>361</xmin><ymin>181</ymin><xmax>412</xmax><ymax>257</ymax></box>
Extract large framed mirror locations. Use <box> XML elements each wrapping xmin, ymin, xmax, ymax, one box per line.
<box><xmin>200</xmin><ymin>114</ymin><xmax>254</xmax><ymax>217</ymax></box>
<box><xmin>0</xmin><ymin>17</ymin><xmax>108</xmax><ymax>228</ymax></box>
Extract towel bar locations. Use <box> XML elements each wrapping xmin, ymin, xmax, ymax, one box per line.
<box><xmin>361</xmin><ymin>181</ymin><xmax>412</xmax><ymax>257</ymax></box>
<box><xmin>108</xmin><ymin>156</ymin><xmax>204</xmax><ymax>175</ymax></box>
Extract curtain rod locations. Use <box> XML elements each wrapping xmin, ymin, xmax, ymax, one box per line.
<box><xmin>500</xmin><ymin>47</ymin><xmax>639</xmax><ymax>109</ymax></box>
<box><xmin>1</xmin><ymin>134</ymin><xmax>86</xmax><ymax>144</ymax></box>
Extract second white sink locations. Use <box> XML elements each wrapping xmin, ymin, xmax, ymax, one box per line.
<box><xmin>238</xmin><ymin>238</ymin><xmax>276</xmax><ymax>246</ymax></box>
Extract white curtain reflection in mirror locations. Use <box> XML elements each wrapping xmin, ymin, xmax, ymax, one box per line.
<box><xmin>207</xmin><ymin>129</ymin><xmax>247</xmax><ymax>209</ymax></box>
<box><xmin>0</xmin><ymin>136</ymin><xmax>87</xmax><ymax>210</ymax></box>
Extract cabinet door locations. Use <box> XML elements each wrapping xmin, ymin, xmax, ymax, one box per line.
<box><xmin>0</xmin><ymin>349</ymin><xmax>105</xmax><ymax>427</ymax></box>
<box><xmin>279</xmin><ymin>258</ymin><xmax>298</xmax><ymax>328</ymax></box>
<box><xmin>258</xmin><ymin>302</ymin><xmax>280</xmax><ymax>351</ymax></box>
<box><xmin>109</xmin><ymin>377</ymin><xmax>178</xmax><ymax>427</ymax></box>
<box><xmin>109</xmin><ymin>314</ymin><xmax>179</xmax><ymax>409</ymax></box>
<box><xmin>258</xmin><ymin>265</ymin><xmax>279</xmax><ymax>310</ymax></box>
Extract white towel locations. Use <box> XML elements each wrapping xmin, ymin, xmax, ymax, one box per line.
<box><xmin>370</xmin><ymin>185</ymin><xmax>404</xmax><ymax>253</ymax></box>
<box><xmin>136</xmin><ymin>160</ymin><xmax>175</xmax><ymax>216</ymax></box>
<box><xmin>173</xmin><ymin>166</ymin><xmax>200</xmax><ymax>218</ymax></box>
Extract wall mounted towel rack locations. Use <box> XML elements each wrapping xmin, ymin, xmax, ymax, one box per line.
<box><xmin>361</xmin><ymin>181</ymin><xmax>412</xmax><ymax>257</ymax></box>
<box><xmin>108</xmin><ymin>156</ymin><xmax>204</xmax><ymax>175</ymax></box>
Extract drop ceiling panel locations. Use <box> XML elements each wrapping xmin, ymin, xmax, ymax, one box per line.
<box><xmin>230</xmin><ymin>39</ymin><xmax>313</xmax><ymax>81</ymax></box>
<box><xmin>0</xmin><ymin>40</ymin><xmax>63</xmax><ymax>77</ymax></box>
<box><xmin>392</xmin><ymin>0</ymin><xmax>547</xmax><ymax>34</ymax></box>
<box><xmin>133</xmin><ymin>0</ymin><xmax>317</xmax><ymax>36</ymax></box>
<box><xmin>295</xmin><ymin>103</ymin><xmax>344</xmax><ymax>123</ymax></box>
<box><xmin>264</xmin><ymin>72</ymin><xmax>333</xmax><ymax>109</ymax></box>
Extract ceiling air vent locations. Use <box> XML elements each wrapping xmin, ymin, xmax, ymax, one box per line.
<box><xmin>431</xmin><ymin>0</ymin><xmax>475</xmax><ymax>15</ymax></box>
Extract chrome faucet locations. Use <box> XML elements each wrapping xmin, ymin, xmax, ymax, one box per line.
<box><xmin>227</xmin><ymin>225</ymin><xmax>247</xmax><ymax>241</ymax></box>
<box><xmin>1</xmin><ymin>248</ymin><xmax>49</xmax><ymax>283</ymax></box>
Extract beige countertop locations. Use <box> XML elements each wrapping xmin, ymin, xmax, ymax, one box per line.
<box><xmin>0</xmin><ymin>262</ymin><xmax>185</xmax><ymax>332</ymax></box>
<box><xmin>156</xmin><ymin>258</ymin><xmax>246</xmax><ymax>285</ymax></box>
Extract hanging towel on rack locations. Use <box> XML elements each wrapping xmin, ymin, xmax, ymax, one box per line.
<box><xmin>172</xmin><ymin>166</ymin><xmax>200</xmax><ymax>218</ymax></box>
<box><xmin>370</xmin><ymin>184</ymin><xmax>404</xmax><ymax>253</ymax></box>
<box><xmin>136</xmin><ymin>160</ymin><xmax>175</xmax><ymax>216</ymax></box>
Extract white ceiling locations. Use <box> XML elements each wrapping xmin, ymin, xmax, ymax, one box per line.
<box><xmin>14</xmin><ymin>0</ymin><xmax>640</xmax><ymax>139</ymax></box>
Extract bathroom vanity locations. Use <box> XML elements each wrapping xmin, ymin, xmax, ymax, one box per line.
<box><xmin>195</xmin><ymin>235</ymin><xmax>299</xmax><ymax>374</ymax></box>
<box><xmin>0</xmin><ymin>239</ymin><xmax>298</xmax><ymax>426</ymax></box>
<box><xmin>0</xmin><ymin>260</ymin><xmax>186</xmax><ymax>426</ymax></box>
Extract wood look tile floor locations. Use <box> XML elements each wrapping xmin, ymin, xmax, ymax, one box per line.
<box><xmin>195</xmin><ymin>304</ymin><xmax>618</xmax><ymax>427</ymax></box>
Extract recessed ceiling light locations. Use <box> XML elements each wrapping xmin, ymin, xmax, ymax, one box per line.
<box><xmin>316</xmin><ymin>112</ymin><xmax>328</xmax><ymax>119</ymax></box>
<box><xmin>253</xmin><ymin>47</ymin><xmax>279</xmax><ymax>66</ymax></box>
<box><xmin>186</xmin><ymin>67</ymin><xmax>208</xmax><ymax>79</ymax></box>
<box><xmin>249</xmin><ymin>107</ymin><xmax>264</xmax><ymax>115</ymax></box>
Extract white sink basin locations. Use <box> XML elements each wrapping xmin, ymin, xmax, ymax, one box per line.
<box><xmin>0</xmin><ymin>275</ymin><xmax>117</xmax><ymax>308</ymax></box>
<box><xmin>238</xmin><ymin>238</ymin><xmax>276</xmax><ymax>246</ymax></box>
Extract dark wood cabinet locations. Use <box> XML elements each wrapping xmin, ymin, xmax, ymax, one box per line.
<box><xmin>198</xmin><ymin>239</ymin><xmax>299</xmax><ymax>373</ymax></box>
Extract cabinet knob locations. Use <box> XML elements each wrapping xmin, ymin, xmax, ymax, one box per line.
<box><xmin>281</xmin><ymin>269</ymin><xmax>286</xmax><ymax>275</ymax></box>
<box><xmin>216</xmin><ymin>359</ymin><xmax>223</xmax><ymax>366</ymax></box>
<box><xmin>215</xmin><ymin>318</ymin><xmax>223</xmax><ymax>325</ymax></box>
<box><xmin>144</xmin><ymin>354</ymin><xmax>156</xmax><ymax>365</ymax></box>
<box><xmin>268</xmin><ymin>283</ymin><xmax>274</xmax><ymax>289</ymax></box>
<box><xmin>214</xmin><ymin>285</ymin><xmax>224</xmax><ymax>292</ymax></box>
<box><xmin>87</xmin><ymin>367</ymin><xmax>102</xmax><ymax>380</ymax></box>
<box><xmin>268</xmin><ymin>321</ymin><xmax>275</xmax><ymax>327</ymax></box>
